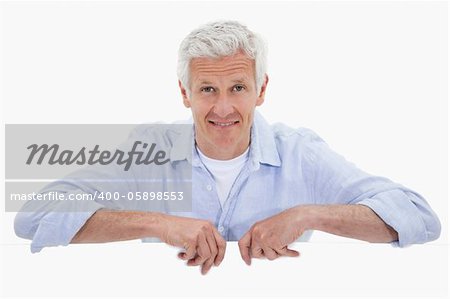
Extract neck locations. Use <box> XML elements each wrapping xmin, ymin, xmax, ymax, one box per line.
<box><xmin>196</xmin><ymin>140</ymin><xmax>250</xmax><ymax>160</ymax></box>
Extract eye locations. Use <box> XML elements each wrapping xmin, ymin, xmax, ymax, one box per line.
<box><xmin>232</xmin><ymin>85</ymin><xmax>246</xmax><ymax>92</ymax></box>
<box><xmin>201</xmin><ymin>86</ymin><xmax>215</xmax><ymax>93</ymax></box>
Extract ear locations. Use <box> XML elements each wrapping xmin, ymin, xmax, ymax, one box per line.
<box><xmin>179</xmin><ymin>80</ymin><xmax>191</xmax><ymax>108</ymax></box>
<box><xmin>256</xmin><ymin>74</ymin><xmax>269</xmax><ymax>106</ymax></box>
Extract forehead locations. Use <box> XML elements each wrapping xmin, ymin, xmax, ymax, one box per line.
<box><xmin>190</xmin><ymin>52</ymin><xmax>254</xmax><ymax>83</ymax></box>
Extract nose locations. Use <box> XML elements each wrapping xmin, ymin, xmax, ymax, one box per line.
<box><xmin>213</xmin><ymin>94</ymin><xmax>235</xmax><ymax>118</ymax></box>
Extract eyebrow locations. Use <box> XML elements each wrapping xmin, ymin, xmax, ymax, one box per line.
<box><xmin>231</xmin><ymin>78</ymin><xmax>249</xmax><ymax>83</ymax></box>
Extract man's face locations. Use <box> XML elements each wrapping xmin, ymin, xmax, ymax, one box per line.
<box><xmin>179</xmin><ymin>52</ymin><xmax>268</xmax><ymax>159</ymax></box>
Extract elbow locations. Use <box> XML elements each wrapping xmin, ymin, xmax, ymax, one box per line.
<box><xmin>424</xmin><ymin>211</ymin><xmax>441</xmax><ymax>242</ymax></box>
<box><xmin>14</xmin><ymin>212</ymin><xmax>36</xmax><ymax>240</ymax></box>
<box><xmin>404</xmin><ymin>191</ymin><xmax>442</xmax><ymax>244</ymax></box>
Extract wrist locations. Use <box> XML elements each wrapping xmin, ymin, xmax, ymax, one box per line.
<box><xmin>292</xmin><ymin>204</ymin><xmax>324</xmax><ymax>231</ymax></box>
<box><xmin>145</xmin><ymin>212</ymin><xmax>167</xmax><ymax>239</ymax></box>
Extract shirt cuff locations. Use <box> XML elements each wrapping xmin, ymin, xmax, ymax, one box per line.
<box><xmin>30</xmin><ymin>200</ymin><xmax>104</xmax><ymax>253</ymax></box>
<box><xmin>355</xmin><ymin>189</ymin><xmax>428</xmax><ymax>247</ymax></box>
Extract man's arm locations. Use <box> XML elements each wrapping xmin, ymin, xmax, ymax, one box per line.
<box><xmin>70</xmin><ymin>209</ymin><xmax>164</xmax><ymax>243</ymax></box>
<box><xmin>302</xmin><ymin>129</ymin><xmax>440</xmax><ymax>247</ymax></box>
<box><xmin>238</xmin><ymin>204</ymin><xmax>397</xmax><ymax>264</ymax></box>
<box><xmin>71</xmin><ymin>209</ymin><xmax>226</xmax><ymax>275</ymax></box>
<box><xmin>302</xmin><ymin>204</ymin><xmax>398</xmax><ymax>243</ymax></box>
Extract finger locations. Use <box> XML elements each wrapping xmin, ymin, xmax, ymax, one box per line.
<box><xmin>187</xmin><ymin>234</ymin><xmax>210</xmax><ymax>266</ymax></box>
<box><xmin>261</xmin><ymin>245</ymin><xmax>279</xmax><ymax>261</ymax></box>
<box><xmin>238</xmin><ymin>230</ymin><xmax>252</xmax><ymax>265</ymax></box>
<box><xmin>178</xmin><ymin>242</ymin><xmax>197</xmax><ymax>260</ymax></box>
<box><xmin>251</xmin><ymin>245</ymin><xmax>265</xmax><ymax>259</ymax></box>
<box><xmin>201</xmin><ymin>230</ymin><xmax>218</xmax><ymax>275</ymax></box>
<box><xmin>275</xmin><ymin>246</ymin><xmax>300</xmax><ymax>257</ymax></box>
<box><xmin>212</xmin><ymin>228</ymin><xmax>226</xmax><ymax>266</ymax></box>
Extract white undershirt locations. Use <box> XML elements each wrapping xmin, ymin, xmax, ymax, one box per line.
<box><xmin>197</xmin><ymin>146</ymin><xmax>249</xmax><ymax>208</ymax></box>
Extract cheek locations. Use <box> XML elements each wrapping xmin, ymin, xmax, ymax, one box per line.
<box><xmin>238</xmin><ymin>101</ymin><xmax>257</xmax><ymax>116</ymax></box>
<box><xmin>191</xmin><ymin>102</ymin><xmax>213</xmax><ymax>118</ymax></box>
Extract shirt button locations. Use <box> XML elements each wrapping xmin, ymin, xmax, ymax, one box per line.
<box><xmin>206</xmin><ymin>185</ymin><xmax>212</xmax><ymax>191</ymax></box>
<box><xmin>218</xmin><ymin>226</ymin><xmax>224</xmax><ymax>233</ymax></box>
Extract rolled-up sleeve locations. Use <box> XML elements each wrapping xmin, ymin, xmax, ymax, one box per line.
<box><xmin>303</xmin><ymin>131</ymin><xmax>441</xmax><ymax>247</ymax></box>
<box><xmin>356</xmin><ymin>190</ymin><xmax>441</xmax><ymax>247</ymax></box>
<box><xmin>13</xmin><ymin>124</ymin><xmax>174</xmax><ymax>252</ymax></box>
<box><xmin>13</xmin><ymin>128</ymin><xmax>135</xmax><ymax>252</ymax></box>
<box><xmin>14</xmin><ymin>191</ymin><xmax>104</xmax><ymax>253</ymax></box>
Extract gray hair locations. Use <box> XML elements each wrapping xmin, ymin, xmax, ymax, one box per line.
<box><xmin>177</xmin><ymin>20</ymin><xmax>267</xmax><ymax>95</ymax></box>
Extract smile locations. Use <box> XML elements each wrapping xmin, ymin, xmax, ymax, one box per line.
<box><xmin>208</xmin><ymin>120</ymin><xmax>240</xmax><ymax>127</ymax></box>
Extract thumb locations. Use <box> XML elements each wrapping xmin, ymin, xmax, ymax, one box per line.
<box><xmin>276</xmin><ymin>246</ymin><xmax>300</xmax><ymax>257</ymax></box>
<box><xmin>238</xmin><ymin>231</ymin><xmax>252</xmax><ymax>265</ymax></box>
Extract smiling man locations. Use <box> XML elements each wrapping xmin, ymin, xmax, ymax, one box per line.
<box><xmin>182</xmin><ymin>51</ymin><xmax>264</xmax><ymax>160</ymax></box>
<box><xmin>15</xmin><ymin>21</ymin><xmax>441</xmax><ymax>275</ymax></box>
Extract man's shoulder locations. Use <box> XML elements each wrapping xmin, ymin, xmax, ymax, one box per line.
<box><xmin>128</xmin><ymin>120</ymin><xmax>193</xmax><ymax>142</ymax></box>
<box><xmin>265</xmin><ymin>123</ymin><xmax>328</xmax><ymax>164</ymax></box>
<box><xmin>269</xmin><ymin>122</ymin><xmax>325</xmax><ymax>145</ymax></box>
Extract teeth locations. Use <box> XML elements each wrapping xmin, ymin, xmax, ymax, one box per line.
<box><xmin>216</xmin><ymin>122</ymin><xmax>234</xmax><ymax>126</ymax></box>
<box><xmin>209</xmin><ymin>121</ymin><xmax>237</xmax><ymax>127</ymax></box>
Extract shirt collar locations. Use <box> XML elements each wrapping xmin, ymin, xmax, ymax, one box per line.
<box><xmin>169</xmin><ymin>111</ymin><xmax>281</xmax><ymax>169</ymax></box>
<box><xmin>169</xmin><ymin>119</ymin><xmax>195</xmax><ymax>164</ymax></box>
<box><xmin>248</xmin><ymin>111</ymin><xmax>281</xmax><ymax>169</ymax></box>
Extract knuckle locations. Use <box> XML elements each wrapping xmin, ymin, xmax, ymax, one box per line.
<box><xmin>187</xmin><ymin>237</ymin><xmax>197</xmax><ymax>250</ymax></box>
<box><xmin>205</xmin><ymin>258</ymin><xmax>214</xmax><ymax>266</ymax></box>
<box><xmin>251</xmin><ymin>248</ymin><xmax>261</xmax><ymax>256</ymax></box>
<box><xmin>267</xmin><ymin>254</ymin><xmax>277</xmax><ymax>261</ymax></box>
<box><xmin>277</xmin><ymin>248</ymin><xmax>287</xmax><ymax>255</ymax></box>
<box><xmin>252</xmin><ymin>225</ymin><xmax>262</xmax><ymax>235</ymax></box>
<box><xmin>187</xmin><ymin>237</ymin><xmax>197</xmax><ymax>246</ymax></box>
<box><xmin>253</xmin><ymin>231</ymin><xmax>264</xmax><ymax>241</ymax></box>
<box><xmin>197</xmin><ymin>256</ymin><xmax>206</xmax><ymax>264</ymax></box>
<box><xmin>200</xmin><ymin>222</ymin><xmax>212</xmax><ymax>232</ymax></box>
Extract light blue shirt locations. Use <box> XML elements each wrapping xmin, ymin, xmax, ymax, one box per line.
<box><xmin>14</xmin><ymin>112</ymin><xmax>441</xmax><ymax>253</ymax></box>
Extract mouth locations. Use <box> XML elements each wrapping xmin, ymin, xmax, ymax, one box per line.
<box><xmin>207</xmin><ymin>120</ymin><xmax>240</xmax><ymax>128</ymax></box>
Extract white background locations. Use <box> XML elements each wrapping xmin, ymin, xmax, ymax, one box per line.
<box><xmin>0</xmin><ymin>1</ymin><xmax>448</xmax><ymax>298</ymax></box>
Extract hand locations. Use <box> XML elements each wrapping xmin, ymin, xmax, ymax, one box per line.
<box><xmin>238</xmin><ymin>206</ymin><xmax>306</xmax><ymax>265</ymax></box>
<box><xmin>158</xmin><ymin>214</ymin><xmax>226</xmax><ymax>275</ymax></box>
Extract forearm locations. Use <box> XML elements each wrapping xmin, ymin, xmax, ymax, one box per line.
<box><xmin>299</xmin><ymin>204</ymin><xmax>398</xmax><ymax>243</ymax></box>
<box><xmin>71</xmin><ymin>209</ymin><xmax>165</xmax><ymax>243</ymax></box>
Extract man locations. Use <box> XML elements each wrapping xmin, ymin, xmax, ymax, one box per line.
<box><xmin>15</xmin><ymin>20</ymin><xmax>441</xmax><ymax>275</ymax></box>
